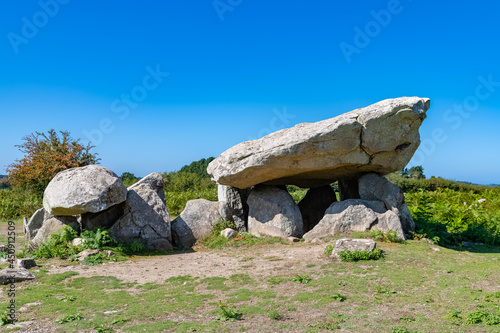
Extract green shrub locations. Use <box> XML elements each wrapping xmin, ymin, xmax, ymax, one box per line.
<box><xmin>80</xmin><ymin>227</ymin><xmax>117</xmax><ymax>249</ymax></box>
<box><xmin>324</xmin><ymin>244</ymin><xmax>334</xmax><ymax>256</ymax></box>
<box><xmin>370</xmin><ymin>229</ymin><xmax>405</xmax><ymax>243</ymax></box>
<box><xmin>0</xmin><ymin>187</ymin><xmax>42</xmax><ymax>220</ymax></box>
<box><xmin>338</xmin><ymin>248</ymin><xmax>383</xmax><ymax>262</ymax></box>
<box><xmin>290</xmin><ymin>274</ymin><xmax>312</xmax><ymax>284</ymax></box>
<box><xmin>32</xmin><ymin>226</ymin><xmax>80</xmax><ymax>259</ymax></box>
<box><xmin>215</xmin><ymin>301</ymin><xmax>242</xmax><ymax>321</ymax></box>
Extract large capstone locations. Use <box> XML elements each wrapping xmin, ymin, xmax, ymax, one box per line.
<box><xmin>207</xmin><ymin>97</ymin><xmax>430</xmax><ymax>189</ymax></box>
<box><xmin>43</xmin><ymin>165</ymin><xmax>127</xmax><ymax>215</ymax></box>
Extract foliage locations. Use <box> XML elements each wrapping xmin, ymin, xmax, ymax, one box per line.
<box><xmin>82</xmin><ymin>252</ymin><xmax>116</xmax><ymax>266</ymax></box>
<box><xmin>212</xmin><ymin>220</ymin><xmax>237</xmax><ymax>234</ymax></box>
<box><xmin>119</xmin><ymin>172</ymin><xmax>139</xmax><ymax>187</ymax></box>
<box><xmin>80</xmin><ymin>227</ymin><xmax>117</xmax><ymax>249</ymax></box>
<box><xmin>0</xmin><ymin>175</ymin><xmax>10</xmax><ymax>190</ymax></box>
<box><xmin>215</xmin><ymin>301</ymin><xmax>242</xmax><ymax>321</ymax></box>
<box><xmin>0</xmin><ymin>187</ymin><xmax>42</xmax><ymax>220</ymax></box>
<box><xmin>338</xmin><ymin>248</ymin><xmax>383</xmax><ymax>262</ymax></box>
<box><xmin>324</xmin><ymin>244</ymin><xmax>334</xmax><ymax>256</ymax></box>
<box><xmin>370</xmin><ymin>229</ymin><xmax>405</xmax><ymax>243</ymax></box>
<box><xmin>163</xmin><ymin>170</ymin><xmax>217</xmax><ymax>215</ymax></box>
<box><xmin>6</xmin><ymin>129</ymin><xmax>99</xmax><ymax>195</ymax></box>
<box><xmin>267</xmin><ymin>308</ymin><xmax>282</xmax><ymax>320</ymax></box>
<box><xmin>406</xmin><ymin>188</ymin><xmax>500</xmax><ymax>245</ymax></box>
<box><xmin>55</xmin><ymin>313</ymin><xmax>84</xmax><ymax>324</ymax></box>
<box><xmin>0</xmin><ymin>311</ymin><xmax>10</xmax><ymax>326</ymax></box>
<box><xmin>32</xmin><ymin>226</ymin><xmax>80</xmax><ymax>259</ymax></box>
<box><xmin>290</xmin><ymin>274</ymin><xmax>312</xmax><ymax>284</ymax></box>
<box><xmin>179</xmin><ymin>157</ymin><xmax>215</xmax><ymax>178</ymax></box>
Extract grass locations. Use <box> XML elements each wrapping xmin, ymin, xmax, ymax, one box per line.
<box><xmin>1</xmin><ymin>216</ymin><xmax>500</xmax><ymax>332</ymax></box>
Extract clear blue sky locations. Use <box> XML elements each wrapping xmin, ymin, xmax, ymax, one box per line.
<box><xmin>1</xmin><ymin>0</ymin><xmax>499</xmax><ymax>185</ymax></box>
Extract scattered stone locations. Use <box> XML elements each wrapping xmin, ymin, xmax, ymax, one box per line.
<box><xmin>0</xmin><ymin>244</ymin><xmax>6</xmax><ymax>252</ymax></box>
<box><xmin>104</xmin><ymin>250</ymin><xmax>115</xmax><ymax>256</ymax></box>
<box><xmin>358</xmin><ymin>173</ymin><xmax>415</xmax><ymax>234</ymax></box>
<box><xmin>26</xmin><ymin>208</ymin><xmax>45</xmax><ymax>242</ymax></box>
<box><xmin>208</xmin><ymin>97</ymin><xmax>430</xmax><ymax>188</ymax></box>
<box><xmin>29</xmin><ymin>215</ymin><xmax>80</xmax><ymax>250</ymax></box>
<box><xmin>287</xmin><ymin>237</ymin><xmax>300</xmax><ymax>243</ymax></box>
<box><xmin>109</xmin><ymin>173</ymin><xmax>172</xmax><ymax>251</ymax></box>
<box><xmin>331</xmin><ymin>238</ymin><xmax>377</xmax><ymax>257</ymax></box>
<box><xmin>77</xmin><ymin>249</ymin><xmax>99</xmax><ymax>261</ymax></box>
<box><xmin>0</xmin><ymin>268</ymin><xmax>36</xmax><ymax>284</ymax></box>
<box><xmin>432</xmin><ymin>247</ymin><xmax>441</xmax><ymax>252</ymax></box>
<box><xmin>298</xmin><ymin>185</ymin><xmax>337</xmax><ymax>233</ymax></box>
<box><xmin>43</xmin><ymin>165</ymin><xmax>127</xmax><ymax>216</ymax></box>
<box><xmin>171</xmin><ymin>199</ymin><xmax>223</xmax><ymax>248</ymax></box>
<box><xmin>247</xmin><ymin>185</ymin><xmax>303</xmax><ymax>238</ymax></box>
<box><xmin>303</xmin><ymin>199</ymin><xmax>405</xmax><ymax>242</ymax></box>
<box><xmin>221</xmin><ymin>228</ymin><xmax>237</xmax><ymax>239</ymax></box>
<box><xmin>422</xmin><ymin>238</ymin><xmax>434</xmax><ymax>245</ymax></box>
<box><xmin>218</xmin><ymin>185</ymin><xmax>251</xmax><ymax>231</ymax></box>
<box><xmin>478</xmin><ymin>198</ymin><xmax>486</xmax><ymax>203</ymax></box>
<box><xmin>71</xmin><ymin>238</ymin><xmax>86</xmax><ymax>247</ymax></box>
<box><xmin>16</xmin><ymin>258</ymin><xmax>37</xmax><ymax>269</ymax></box>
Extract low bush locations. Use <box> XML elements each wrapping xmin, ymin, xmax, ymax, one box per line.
<box><xmin>338</xmin><ymin>248</ymin><xmax>383</xmax><ymax>262</ymax></box>
<box><xmin>0</xmin><ymin>187</ymin><xmax>42</xmax><ymax>220</ymax></box>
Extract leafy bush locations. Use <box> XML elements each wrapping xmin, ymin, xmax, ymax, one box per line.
<box><xmin>32</xmin><ymin>226</ymin><xmax>80</xmax><ymax>259</ymax></box>
<box><xmin>370</xmin><ymin>229</ymin><xmax>405</xmax><ymax>243</ymax></box>
<box><xmin>338</xmin><ymin>248</ymin><xmax>383</xmax><ymax>262</ymax></box>
<box><xmin>406</xmin><ymin>188</ymin><xmax>500</xmax><ymax>245</ymax></box>
<box><xmin>7</xmin><ymin>129</ymin><xmax>99</xmax><ymax>195</ymax></box>
<box><xmin>215</xmin><ymin>301</ymin><xmax>242</xmax><ymax>321</ymax></box>
<box><xmin>290</xmin><ymin>274</ymin><xmax>312</xmax><ymax>284</ymax></box>
<box><xmin>80</xmin><ymin>227</ymin><xmax>117</xmax><ymax>249</ymax></box>
<box><xmin>0</xmin><ymin>188</ymin><xmax>42</xmax><ymax>220</ymax></box>
<box><xmin>324</xmin><ymin>244</ymin><xmax>334</xmax><ymax>256</ymax></box>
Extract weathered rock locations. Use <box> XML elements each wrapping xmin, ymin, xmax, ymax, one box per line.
<box><xmin>29</xmin><ymin>215</ymin><xmax>80</xmax><ymax>250</ymax></box>
<box><xmin>208</xmin><ymin>97</ymin><xmax>430</xmax><ymax>188</ymax></box>
<box><xmin>109</xmin><ymin>173</ymin><xmax>172</xmax><ymax>251</ymax></box>
<box><xmin>218</xmin><ymin>185</ymin><xmax>251</xmax><ymax>231</ymax></box>
<box><xmin>16</xmin><ymin>258</ymin><xmax>37</xmax><ymax>269</ymax></box>
<box><xmin>303</xmin><ymin>199</ymin><xmax>405</xmax><ymax>241</ymax></box>
<box><xmin>358</xmin><ymin>173</ymin><xmax>415</xmax><ymax>234</ymax></box>
<box><xmin>221</xmin><ymin>228</ymin><xmax>237</xmax><ymax>239</ymax></box>
<box><xmin>43</xmin><ymin>165</ymin><xmax>127</xmax><ymax>216</ymax></box>
<box><xmin>80</xmin><ymin>203</ymin><xmax>126</xmax><ymax>231</ymax></box>
<box><xmin>0</xmin><ymin>244</ymin><xmax>6</xmax><ymax>252</ymax></box>
<box><xmin>71</xmin><ymin>238</ymin><xmax>85</xmax><ymax>247</ymax></box>
<box><xmin>288</xmin><ymin>236</ymin><xmax>300</xmax><ymax>243</ymax></box>
<box><xmin>171</xmin><ymin>199</ymin><xmax>223</xmax><ymax>248</ymax></box>
<box><xmin>331</xmin><ymin>238</ymin><xmax>377</xmax><ymax>257</ymax></box>
<box><xmin>247</xmin><ymin>185</ymin><xmax>303</xmax><ymax>238</ymax></box>
<box><xmin>26</xmin><ymin>208</ymin><xmax>45</xmax><ymax>242</ymax></box>
<box><xmin>77</xmin><ymin>249</ymin><xmax>99</xmax><ymax>261</ymax></box>
<box><xmin>298</xmin><ymin>185</ymin><xmax>337</xmax><ymax>233</ymax></box>
<box><xmin>0</xmin><ymin>268</ymin><xmax>36</xmax><ymax>284</ymax></box>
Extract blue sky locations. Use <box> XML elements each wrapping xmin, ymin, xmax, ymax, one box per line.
<box><xmin>1</xmin><ymin>0</ymin><xmax>499</xmax><ymax>185</ymax></box>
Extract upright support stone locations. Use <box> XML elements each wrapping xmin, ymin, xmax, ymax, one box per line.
<box><xmin>247</xmin><ymin>185</ymin><xmax>303</xmax><ymax>238</ymax></box>
<box><xmin>217</xmin><ymin>185</ymin><xmax>250</xmax><ymax>231</ymax></box>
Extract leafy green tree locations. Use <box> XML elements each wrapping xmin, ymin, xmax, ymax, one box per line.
<box><xmin>6</xmin><ymin>129</ymin><xmax>100</xmax><ymax>194</ymax></box>
<box><xmin>408</xmin><ymin>166</ymin><xmax>425</xmax><ymax>179</ymax></box>
<box><xmin>120</xmin><ymin>172</ymin><xmax>140</xmax><ymax>187</ymax></box>
<box><xmin>179</xmin><ymin>157</ymin><xmax>215</xmax><ymax>179</ymax></box>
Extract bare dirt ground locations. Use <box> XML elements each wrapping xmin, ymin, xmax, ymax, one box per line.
<box><xmin>47</xmin><ymin>242</ymin><xmax>328</xmax><ymax>284</ymax></box>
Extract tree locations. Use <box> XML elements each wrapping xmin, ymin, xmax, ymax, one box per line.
<box><xmin>6</xmin><ymin>129</ymin><xmax>100</xmax><ymax>194</ymax></box>
<box><xmin>408</xmin><ymin>166</ymin><xmax>425</xmax><ymax>179</ymax></box>
<box><xmin>120</xmin><ymin>172</ymin><xmax>140</xmax><ymax>187</ymax></box>
<box><xmin>179</xmin><ymin>157</ymin><xmax>215</xmax><ymax>179</ymax></box>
